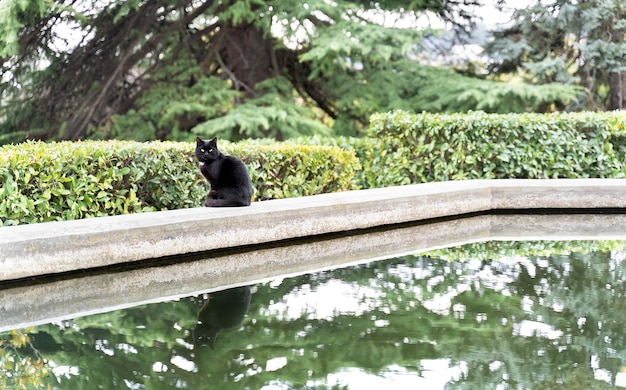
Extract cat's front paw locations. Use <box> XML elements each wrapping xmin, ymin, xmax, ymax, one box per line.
<box><xmin>205</xmin><ymin>191</ymin><xmax>218</xmax><ymax>207</ymax></box>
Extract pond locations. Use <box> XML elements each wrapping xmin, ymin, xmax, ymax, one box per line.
<box><xmin>2</xmin><ymin>238</ymin><xmax>626</xmax><ymax>389</ymax></box>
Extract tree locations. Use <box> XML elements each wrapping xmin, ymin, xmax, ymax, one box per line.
<box><xmin>486</xmin><ymin>0</ymin><xmax>626</xmax><ymax>111</ymax></box>
<box><xmin>0</xmin><ymin>0</ymin><xmax>582</xmax><ymax>144</ymax></box>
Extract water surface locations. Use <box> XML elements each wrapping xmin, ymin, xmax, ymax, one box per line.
<box><xmin>3</xmin><ymin>241</ymin><xmax>626</xmax><ymax>389</ymax></box>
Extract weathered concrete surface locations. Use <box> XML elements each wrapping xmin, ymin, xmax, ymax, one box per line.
<box><xmin>2</xmin><ymin>212</ymin><xmax>626</xmax><ymax>332</ymax></box>
<box><xmin>490</xmin><ymin>179</ymin><xmax>626</xmax><ymax>209</ymax></box>
<box><xmin>1</xmin><ymin>178</ymin><xmax>625</xmax><ymax>282</ymax></box>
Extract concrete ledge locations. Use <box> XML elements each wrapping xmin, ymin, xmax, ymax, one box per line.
<box><xmin>1</xmin><ymin>178</ymin><xmax>626</xmax><ymax>282</ymax></box>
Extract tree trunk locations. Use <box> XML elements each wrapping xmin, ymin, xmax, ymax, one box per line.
<box><xmin>608</xmin><ymin>71</ymin><xmax>626</xmax><ymax>110</ymax></box>
<box><xmin>607</xmin><ymin>2</ymin><xmax>625</xmax><ymax>111</ymax></box>
<box><xmin>221</xmin><ymin>23</ymin><xmax>276</xmax><ymax>99</ymax></box>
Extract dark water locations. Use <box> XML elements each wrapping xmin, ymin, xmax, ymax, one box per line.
<box><xmin>3</xmin><ymin>242</ymin><xmax>626</xmax><ymax>389</ymax></box>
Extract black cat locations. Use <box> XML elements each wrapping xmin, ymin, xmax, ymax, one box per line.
<box><xmin>195</xmin><ymin>137</ymin><xmax>253</xmax><ymax>207</ymax></box>
<box><xmin>193</xmin><ymin>286</ymin><xmax>252</xmax><ymax>350</ymax></box>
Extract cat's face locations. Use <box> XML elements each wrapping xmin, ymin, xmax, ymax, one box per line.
<box><xmin>193</xmin><ymin>324</ymin><xmax>218</xmax><ymax>350</ymax></box>
<box><xmin>195</xmin><ymin>137</ymin><xmax>219</xmax><ymax>162</ymax></box>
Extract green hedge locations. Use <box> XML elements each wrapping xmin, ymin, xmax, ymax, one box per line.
<box><xmin>0</xmin><ymin>140</ymin><xmax>360</xmax><ymax>225</ymax></box>
<box><xmin>361</xmin><ymin>110</ymin><xmax>626</xmax><ymax>188</ymax></box>
<box><xmin>236</xmin><ymin>139</ymin><xmax>361</xmax><ymax>200</ymax></box>
<box><xmin>287</xmin><ymin>135</ymin><xmax>377</xmax><ymax>189</ymax></box>
<box><xmin>4</xmin><ymin>111</ymin><xmax>625</xmax><ymax>226</ymax></box>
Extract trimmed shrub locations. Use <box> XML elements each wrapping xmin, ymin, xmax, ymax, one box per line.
<box><xmin>286</xmin><ymin>135</ymin><xmax>377</xmax><ymax>189</ymax></box>
<box><xmin>363</xmin><ymin>110</ymin><xmax>626</xmax><ymax>188</ymax></box>
<box><xmin>0</xmin><ymin>140</ymin><xmax>360</xmax><ymax>225</ymax></box>
<box><xmin>232</xmin><ymin>139</ymin><xmax>361</xmax><ymax>200</ymax></box>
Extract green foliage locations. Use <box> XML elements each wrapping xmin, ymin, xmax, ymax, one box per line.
<box><xmin>0</xmin><ymin>327</ymin><xmax>50</xmax><ymax>389</ymax></box>
<box><xmin>0</xmin><ymin>140</ymin><xmax>359</xmax><ymax>225</ymax></box>
<box><xmin>0</xmin><ymin>0</ymin><xmax>49</xmax><ymax>58</ymax></box>
<box><xmin>192</xmin><ymin>78</ymin><xmax>333</xmax><ymax>141</ymax></box>
<box><xmin>234</xmin><ymin>139</ymin><xmax>361</xmax><ymax>200</ymax></box>
<box><xmin>0</xmin><ymin>140</ymin><xmax>195</xmax><ymax>225</ymax></box>
<box><xmin>299</xmin><ymin>22</ymin><xmax>423</xmax><ymax>74</ymax></box>
<box><xmin>286</xmin><ymin>134</ymin><xmax>376</xmax><ymax>188</ymax></box>
<box><xmin>409</xmin><ymin>65</ymin><xmax>585</xmax><ymax>113</ymax></box>
<box><xmin>308</xmin><ymin>61</ymin><xmax>585</xmax><ymax>136</ymax></box>
<box><xmin>361</xmin><ymin>110</ymin><xmax>626</xmax><ymax>188</ymax></box>
<box><xmin>486</xmin><ymin>0</ymin><xmax>626</xmax><ymax>110</ymax></box>
<box><xmin>101</xmin><ymin>67</ymin><xmax>240</xmax><ymax>142</ymax></box>
<box><xmin>1</xmin><ymin>0</ymin><xmax>588</xmax><ymax>143</ymax></box>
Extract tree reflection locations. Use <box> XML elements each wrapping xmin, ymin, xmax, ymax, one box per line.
<box><xmin>4</xmin><ymin>243</ymin><xmax>626</xmax><ymax>389</ymax></box>
<box><xmin>0</xmin><ymin>328</ymin><xmax>49</xmax><ymax>389</ymax></box>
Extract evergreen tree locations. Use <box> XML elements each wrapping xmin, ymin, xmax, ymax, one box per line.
<box><xmin>0</xmin><ymin>0</ymin><xmax>582</xmax><ymax>143</ymax></box>
<box><xmin>486</xmin><ymin>0</ymin><xmax>626</xmax><ymax>111</ymax></box>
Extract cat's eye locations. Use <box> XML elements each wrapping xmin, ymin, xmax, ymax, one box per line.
<box><xmin>208</xmin><ymin>148</ymin><xmax>213</xmax><ymax>153</ymax></box>
<box><xmin>200</xmin><ymin>148</ymin><xmax>206</xmax><ymax>153</ymax></box>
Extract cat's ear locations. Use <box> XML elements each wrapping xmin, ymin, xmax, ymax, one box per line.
<box><xmin>195</xmin><ymin>137</ymin><xmax>202</xmax><ymax>144</ymax></box>
<box><xmin>211</xmin><ymin>137</ymin><xmax>218</xmax><ymax>144</ymax></box>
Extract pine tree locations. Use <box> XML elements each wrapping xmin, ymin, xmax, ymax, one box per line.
<box><xmin>0</xmin><ymin>0</ymin><xmax>583</xmax><ymax>143</ymax></box>
<box><xmin>486</xmin><ymin>0</ymin><xmax>626</xmax><ymax>110</ymax></box>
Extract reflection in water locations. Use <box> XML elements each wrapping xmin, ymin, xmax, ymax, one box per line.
<box><xmin>3</xmin><ymin>241</ymin><xmax>626</xmax><ymax>389</ymax></box>
<box><xmin>193</xmin><ymin>286</ymin><xmax>251</xmax><ymax>350</ymax></box>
